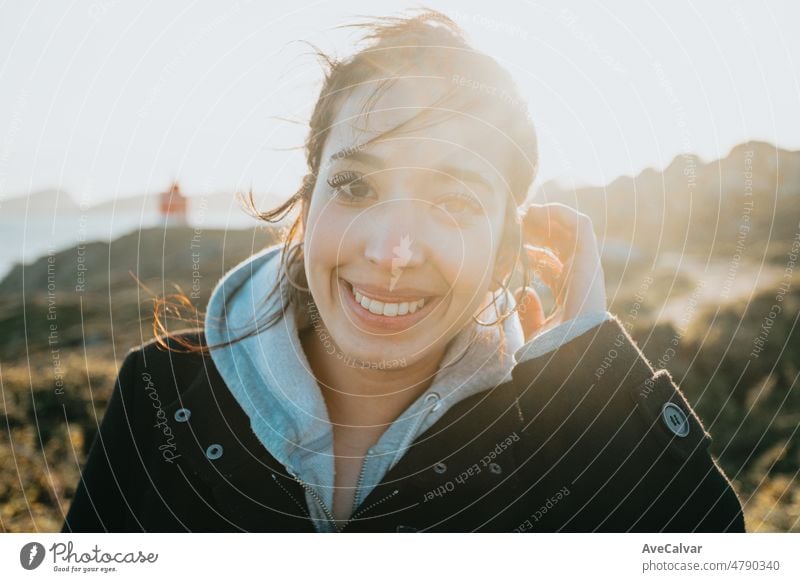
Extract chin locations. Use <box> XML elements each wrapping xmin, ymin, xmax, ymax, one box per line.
<box><xmin>333</xmin><ymin>324</ymin><xmax>409</xmax><ymax>365</ymax></box>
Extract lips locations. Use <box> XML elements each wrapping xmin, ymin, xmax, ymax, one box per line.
<box><xmin>338</xmin><ymin>278</ymin><xmax>441</xmax><ymax>330</ymax></box>
<box><xmin>352</xmin><ymin>286</ymin><xmax>426</xmax><ymax>317</ymax></box>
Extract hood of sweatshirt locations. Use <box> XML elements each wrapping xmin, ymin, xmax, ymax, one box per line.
<box><xmin>204</xmin><ymin>242</ymin><xmax>528</xmax><ymax>530</ymax></box>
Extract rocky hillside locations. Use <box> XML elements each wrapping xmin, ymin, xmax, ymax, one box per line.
<box><xmin>536</xmin><ymin>141</ymin><xmax>800</xmax><ymax>261</ymax></box>
<box><xmin>0</xmin><ymin>225</ymin><xmax>281</xmax><ymax>358</ymax></box>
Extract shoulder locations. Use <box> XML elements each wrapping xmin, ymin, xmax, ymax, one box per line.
<box><xmin>115</xmin><ymin>329</ymin><xmax>213</xmax><ymax>409</ymax></box>
<box><xmin>510</xmin><ymin>313</ymin><xmax>712</xmax><ymax>462</ymax></box>
<box><xmin>507</xmin><ymin>314</ymin><xmax>746</xmax><ymax>531</ymax></box>
<box><xmin>136</xmin><ymin>328</ymin><xmax>209</xmax><ymax>366</ymax></box>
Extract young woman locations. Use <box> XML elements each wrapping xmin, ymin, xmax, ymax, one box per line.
<box><xmin>62</xmin><ymin>10</ymin><xmax>746</xmax><ymax>533</ymax></box>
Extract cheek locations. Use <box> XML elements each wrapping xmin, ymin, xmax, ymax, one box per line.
<box><xmin>303</xmin><ymin>199</ymin><xmax>357</xmax><ymax>272</ymax></box>
<box><xmin>430</xmin><ymin>222</ymin><xmax>501</xmax><ymax>305</ymax></box>
<box><xmin>303</xmin><ymin>193</ymin><xmax>348</xmax><ymax>256</ymax></box>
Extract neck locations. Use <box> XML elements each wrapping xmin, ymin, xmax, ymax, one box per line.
<box><xmin>299</xmin><ymin>326</ymin><xmax>444</xmax><ymax>438</ymax></box>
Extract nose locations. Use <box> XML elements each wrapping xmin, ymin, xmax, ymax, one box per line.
<box><xmin>362</xmin><ymin>199</ymin><xmax>425</xmax><ymax>272</ymax></box>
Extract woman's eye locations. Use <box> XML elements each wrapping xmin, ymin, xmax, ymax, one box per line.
<box><xmin>326</xmin><ymin>171</ymin><xmax>372</xmax><ymax>203</ymax></box>
<box><xmin>436</xmin><ymin>192</ymin><xmax>485</xmax><ymax>216</ymax></box>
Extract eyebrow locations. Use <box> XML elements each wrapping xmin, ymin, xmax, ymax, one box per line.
<box><xmin>328</xmin><ymin>147</ymin><xmax>496</xmax><ymax>192</ymax></box>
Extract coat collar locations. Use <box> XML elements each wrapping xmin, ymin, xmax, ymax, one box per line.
<box><xmin>162</xmin><ymin>351</ymin><xmax>527</xmax><ymax>530</ymax></box>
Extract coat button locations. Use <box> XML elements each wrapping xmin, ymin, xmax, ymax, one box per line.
<box><xmin>433</xmin><ymin>462</ymin><xmax>447</xmax><ymax>474</ymax></box>
<box><xmin>205</xmin><ymin>444</ymin><xmax>224</xmax><ymax>460</ymax></box>
<box><xmin>661</xmin><ymin>402</ymin><xmax>690</xmax><ymax>437</ymax></box>
<box><xmin>174</xmin><ymin>408</ymin><xmax>191</xmax><ymax>422</ymax></box>
<box><xmin>489</xmin><ymin>462</ymin><xmax>502</xmax><ymax>474</ymax></box>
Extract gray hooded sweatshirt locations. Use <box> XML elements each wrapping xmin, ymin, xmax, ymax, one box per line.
<box><xmin>205</xmin><ymin>243</ymin><xmax>610</xmax><ymax>532</ymax></box>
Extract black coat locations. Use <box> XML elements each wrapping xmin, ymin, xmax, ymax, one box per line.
<box><xmin>62</xmin><ymin>315</ymin><xmax>746</xmax><ymax>533</ymax></box>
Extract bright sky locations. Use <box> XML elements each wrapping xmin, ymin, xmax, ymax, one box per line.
<box><xmin>1</xmin><ymin>0</ymin><xmax>798</xmax><ymax>205</ymax></box>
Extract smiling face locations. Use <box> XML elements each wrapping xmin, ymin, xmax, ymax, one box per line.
<box><xmin>302</xmin><ymin>77</ymin><xmax>517</xmax><ymax>368</ymax></box>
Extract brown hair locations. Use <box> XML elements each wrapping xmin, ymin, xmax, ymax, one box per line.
<box><xmin>154</xmin><ymin>7</ymin><xmax>538</xmax><ymax>353</ymax></box>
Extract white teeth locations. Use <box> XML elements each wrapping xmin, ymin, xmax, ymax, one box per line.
<box><xmin>351</xmin><ymin>285</ymin><xmax>426</xmax><ymax>317</ymax></box>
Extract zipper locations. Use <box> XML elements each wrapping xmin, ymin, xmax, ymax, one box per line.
<box><xmin>341</xmin><ymin>488</ymin><xmax>400</xmax><ymax>531</ymax></box>
<box><xmin>278</xmin><ymin>464</ymin><xmax>402</xmax><ymax>533</ymax></box>
<box><xmin>351</xmin><ymin>450</ymin><xmax>370</xmax><ymax>509</ymax></box>
<box><xmin>283</xmin><ymin>468</ymin><xmax>342</xmax><ymax>532</ymax></box>
<box><xmin>271</xmin><ymin>473</ymin><xmax>312</xmax><ymax>520</ymax></box>
<box><xmin>340</xmin><ymin>392</ymin><xmax>439</xmax><ymax>531</ymax></box>
<box><xmin>274</xmin><ymin>391</ymin><xmax>440</xmax><ymax>533</ymax></box>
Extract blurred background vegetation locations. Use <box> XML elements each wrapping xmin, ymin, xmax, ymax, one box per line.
<box><xmin>1</xmin><ymin>141</ymin><xmax>798</xmax><ymax>532</ymax></box>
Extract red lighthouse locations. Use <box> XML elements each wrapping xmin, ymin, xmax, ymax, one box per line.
<box><xmin>159</xmin><ymin>181</ymin><xmax>188</xmax><ymax>226</ymax></box>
